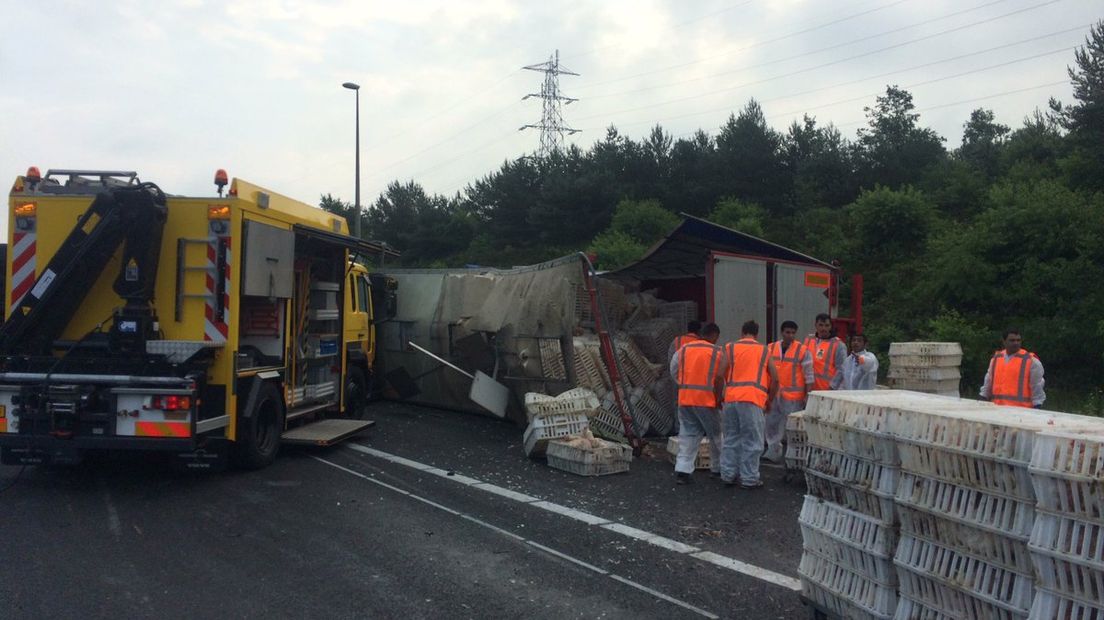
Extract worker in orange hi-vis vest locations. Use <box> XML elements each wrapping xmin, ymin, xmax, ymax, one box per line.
<box><xmin>803</xmin><ymin>313</ymin><xmax>846</xmax><ymax>391</ymax></box>
<box><xmin>719</xmin><ymin>320</ymin><xmax>779</xmax><ymax>489</ymax></box>
<box><xmin>669</xmin><ymin>322</ymin><xmax>724</xmax><ymax>485</ymax></box>
<box><xmin>666</xmin><ymin>320</ymin><xmax>703</xmax><ymax>435</ymax></box>
<box><xmin>763</xmin><ymin>320</ymin><xmax>813</xmax><ymax>463</ymax></box>
<box><xmin>979</xmin><ymin>329</ymin><xmax>1046</xmax><ymax>408</ymax></box>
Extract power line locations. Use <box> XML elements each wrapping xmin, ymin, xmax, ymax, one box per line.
<box><xmin>584</xmin><ymin>0</ymin><xmax>1015</xmax><ymax>101</ymax></box>
<box><xmin>572</xmin><ymin>0</ymin><xmax>914</xmax><ymax>92</ymax></box>
<box><xmin>571</xmin><ymin>0</ymin><xmax>1061</xmax><ymax>123</ymax></box>
<box><xmin>520</xmin><ymin>50</ymin><xmax>581</xmax><ymax>157</ymax></box>
<box><xmin>583</xmin><ymin>25</ymin><xmax>1086</xmax><ymax>131</ymax></box>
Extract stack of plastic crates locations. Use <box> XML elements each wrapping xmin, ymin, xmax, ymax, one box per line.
<box><xmin>1027</xmin><ymin>429</ymin><xmax>1104</xmax><ymax>620</ymax></box>
<box><xmin>546</xmin><ymin>437</ymin><xmax>632</xmax><ymax>476</ymax></box>
<box><xmin>800</xmin><ymin>393</ymin><xmax>901</xmax><ymax>620</ymax></box>
<box><xmin>784</xmin><ymin>411</ymin><xmax>808</xmax><ymax>479</ymax></box>
<box><xmin>523</xmin><ymin>412</ymin><xmax>590</xmax><ymax>458</ymax></box>
<box><xmin>628</xmin><ymin>317</ymin><xmax>680</xmax><ymax>364</ymax></box>
<box><xmin>889</xmin><ymin>399</ymin><xmax>1077</xmax><ymax>620</ymax></box>
<box><xmin>572</xmin><ymin>337</ymin><xmax>610</xmax><ymax>397</ymax></box>
<box><xmin>666</xmin><ymin>436</ymin><xmax>713</xmax><ymax>470</ymax></box>
<box><xmin>886</xmin><ymin>342</ymin><xmax>962</xmax><ymax>397</ymax></box>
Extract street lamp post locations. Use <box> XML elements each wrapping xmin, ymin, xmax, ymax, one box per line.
<box><xmin>342</xmin><ymin>81</ymin><xmax>361</xmax><ymax>239</ymax></box>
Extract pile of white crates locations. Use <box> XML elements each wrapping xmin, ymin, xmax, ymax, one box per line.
<box><xmin>795</xmin><ymin>390</ymin><xmax>1104</xmax><ymax>620</ymax></box>
<box><xmin>801</xmin><ymin>394</ymin><xmax>901</xmax><ymax>619</ymax></box>
<box><xmin>784</xmin><ymin>411</ymin><xmax>808</xmax><ymax>475</ymax></box>
<box><xmin>886</xmin><ymin>342</ymin><xmax>962</xmax><ymax>397</ymax></box>
<box><xmin>1027</xmin><ymin>430</ymin><xmax>1104</xmax><ymax>619</ymax></box>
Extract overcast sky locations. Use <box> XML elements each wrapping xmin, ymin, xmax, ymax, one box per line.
<box><xmin>2</xmin><ymin>0</ymin><xmax>1099</xmax><ymax>230</ymax></box>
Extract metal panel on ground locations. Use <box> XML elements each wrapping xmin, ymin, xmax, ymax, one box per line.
<box><xmin>710</xmin><ymin>254</ymin><xmax>767</xmax><ymax>345</ymax></box>
<box><xmin>774</xmin><ymin>263</ymin><xmax>831</xmax><ymax>340</ymax></box>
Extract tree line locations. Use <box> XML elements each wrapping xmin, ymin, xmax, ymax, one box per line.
<box><xmin>324</xmin><ymin>24</ymin><xmax>1104</xmax><ymax>413</ymax></box>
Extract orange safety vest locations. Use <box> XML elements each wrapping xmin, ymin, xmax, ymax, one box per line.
<box><xmin>723</xmin><ymin>338</ymin><xmax>771</xmax><ymax>408</ymax></box>
<box><xmin>803</xmin><ymin>335</ymin><xmax>842</xmax><ymax>391</ymax></box>
<box><xmin>677</xmin><ymin>342</ymin><xmax>723</xmax><ymax>408</ymax></box>
<box><xmin>989</xmin><ymin>349</ymin><xmax>1038</xmax><ymax>408</ymax></box>
<box><xmin>671</xmin><ymin>333</ymin><xmax>700</xmax><ymax>355</ymax></box>
<box><xmin>769</xmin><ymin>340</ymin><xmax>808</xmax><ymax>402</ymax></box>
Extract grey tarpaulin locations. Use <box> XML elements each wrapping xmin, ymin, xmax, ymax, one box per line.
<box><xmin>376</xmin><ymin>255</ymin><xmax>592</xmax><ymax>424</ymax></box>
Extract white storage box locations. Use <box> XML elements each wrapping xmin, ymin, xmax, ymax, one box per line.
<box><xmin>589</xmin><ymin>407</ymin><xmax>630</xmax><ymax>443</ymax></box>
<box><xmin>805</xmin><ymin>417</ymin><xmax>898</xmax><ymax>465</ymax></box>
<box><xmin>888</xmin><ymin>342</ymin><xmax>963</xmax><ymax>357</ymax></box>
<box><xmin>524</xmin><ymin>388</ymin><xmax>600</xmax><ymax>422</ymax></box>
<box><xmin>1028</xmin><ymin>587</ymin><xmax>1104</xmax><ymax>620</ymax></box>
<box><xmin>545</xmin><ymin>438</ymin><xmax>631</xmax><ymax>476</ymax></box>
<box><xmin>799</xmin><ymin>495</ymin><xmax>899</xmax><ymax>556</ymax></box>
<box><xmin>523</xmin><ymin>413</ymin><xmax>589</xmax><ymax>457</ymax></box>
<box><xmin>806</xmin><ymin>446</ymin><xmax>899</xmax><ymax>497</ymax></box>
<box><xmin>799</xmin><ymin>552</ymin><xmax>897</xmax><ymax>619</ymax></box>
<box><xmin>897</xmin><ymin>441</ymin><xmax>1035</xmax><ymax>501</ymax></box>
<box><xmin>1029</xmin><ymin>512</ymin><xmax>1104</xmax><ymax>605</ymax></box>
<box><xmin>805</xmin><ymin>467</ymin><xmax>897</xmax><ymax>524</ymax></box>
<box><xmin>897</xmin><ymin>503</ymin><xmax>1032</xmax><ymax>574</ymax></box>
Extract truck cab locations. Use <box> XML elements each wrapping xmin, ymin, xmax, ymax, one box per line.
<box><xmin>0</xmin><ymin>168</ymin><xmax>398</xmax><ymax>469</ymax></box>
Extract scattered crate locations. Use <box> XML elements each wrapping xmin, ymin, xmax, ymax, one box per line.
<box><xmin>572</xmin><ymin>338</ymin><xmax>610</xmax><ymax>396</ymax></box>
<box><xmin>546</xmin><ymin>436</ymin><xmax>632</xmax><ymax>476</ymax></box>
<box><xmin>523</xmin><ymin>412</ymin><xmax>589</xmax><ymax>457</ymax></box>
<box><xmin>628</xmin><ymin>317</ymin><xmax>681</xmax><ymax>364</ymax></box>
<box><xmin>630</xmin><ymin>388</ymin><xmax>674</xmax><ymax>436</ymax></box>
<box><xmin>590</xmin><ymin>407</ymin><xmax>630</xmax><ymax>443</ymax></box>
<box><xmin>538</xmin><ymin>338</ymin><xmax>568</xmax><ymax>381</ymax></box>
<box><xmin>666</xmin><ymin>436</ymin><xmax>713</xmax><ymax>470</ymax></box>
<box><xmin>524</xmin><ymin>388</ymin><xmax>600</xmax><ymax>422</ymax></box>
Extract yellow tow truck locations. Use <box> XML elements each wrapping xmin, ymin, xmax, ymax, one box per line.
<box><xmin>0</xmin><ymin>168</ymin><xmax>397</xmax><ymax>469</ymax></box>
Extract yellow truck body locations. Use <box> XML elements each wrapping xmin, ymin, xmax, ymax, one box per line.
<box><xmin>0</xmin><ymin>169</ymin><xmax>396</xmax><ymax>469</ymax></box>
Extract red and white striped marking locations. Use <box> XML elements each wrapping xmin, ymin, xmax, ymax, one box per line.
<box><xmin>203</xmin><ymin>235</ymin><xmax>231</xmax><ymax>343</ymax></box>
<box><xmin>10</xmin><ymin>230</ymin><xmax>36</xmax><ymax>313</ymax></box>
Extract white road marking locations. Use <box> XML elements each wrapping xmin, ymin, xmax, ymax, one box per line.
<box><xmin>690</xmin><ymin>551</ymin><xmax>802</xmax><ymax>591</ymax></box>
<box><xmin>345</xmin><ymin>443</ymin><xmax>802</xmax><ymax>592</ymax></box>
<box><xmin>312</xmin><ymin>456</ymin><xmax>716</xmax><ymax>618</ymax></box>
<box><xmin>609</xmin><ymin>575</ymin><xmax>720</xmax><ymax>620</ymax></box>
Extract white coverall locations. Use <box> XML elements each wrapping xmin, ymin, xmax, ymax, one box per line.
<box><xmin>838</xmin><ymin>351</ymin><xmax>879</xmax><ymax>390</ymax></box>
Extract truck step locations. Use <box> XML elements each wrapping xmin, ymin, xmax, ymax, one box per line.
<box><xmin>285</xmin><ymin>402</ymin><xmax>333</xmax><ymax>424</ymax></box>
<box><xmin>281</xmin><ymin>418</ymin><xmax>375</xmax><ymax>447</ymax></box>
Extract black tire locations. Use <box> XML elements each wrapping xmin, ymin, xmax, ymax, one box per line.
<box><xmin>233</xmin><ymin>382</ymin><xmax>284</xmax><ymax>470</ymax></box>
<box><xmin>344</xmin><ymin>367</ymin><xmax>369</xmax><ymax>420</ymax></box>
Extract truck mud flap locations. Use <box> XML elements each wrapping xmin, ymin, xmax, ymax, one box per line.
<box><xmin>2</xmin><ymin>444</ymin><xmax>83</xmax><ymax>466</ymax></box>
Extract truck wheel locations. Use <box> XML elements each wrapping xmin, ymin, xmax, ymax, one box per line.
<box><xmin>344</xmin><ymin>367</ymin><xmax>369</xmax><ymax>420</ymax></box>
<box><xmin>233</xmin><ymin>382</ymin><xmax>284</xmax><ymax>470</ymax></box>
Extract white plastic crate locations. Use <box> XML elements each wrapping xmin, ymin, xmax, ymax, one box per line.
<box><xmin>522</xmin><ymin>413</ymin><xmax>589</xmax><ymax>457</ymax></box>
<box><xmin>805</xmin><ymin>417</ymin><xmax>898</xmax><ymax>465</ymax></box>
<box><xmin>630</xmin><ymin>388</ymin><xmax>674</xmax><ymax>436</ymax></box>
<box><xmin>806</xmin><ymin>446</ymin><xmax>899</xmax><ymax>496</ymax></box>
<box><xmin>897</xmin><ymin>503</ymin><xmax>1033</xmax><ymax>574</ymax></box>
<box><xmin>887</xmin><ymin>377</ymin><xmax>961</xmax><ymax>394</ymax></box>
<box><xmin>785</xmin><ymin>441</ymin><xmax>809</xmax><ymax>472</ymax></box>
<box><xmin>799</xmin><ymin>496</ymin><xmax>899</xmax><ymax>554</ymax></box>
<box><xmin>1030</xmin><ymin>430</ymin><xmax>1104</xmax><ymax>478</ymax></box>
<box><xmin>538</xmin><ymin>338</ymin><xmax>568</xmax><ymax>380</ymax></box>
<box><xmin>599</xmin><ymin>391</ymin><xmax>650</xmax><ymax>437</ymax></box>
<box><xmin>895</xmin><ymin>566</ymin><xmax>1027</xmax><ymax>620</ymax></box>
<box><xmin>656</xmin><ymin>300</ymin><xmax>698</xmax><ymax>327</ymax></box>
<box><xmin>786</xmin><ymin>410</ymin><xmax>806</xmax><ymax>433</ymax></box>
<box><xmin>1030</xmin><ymin>474</ymin><xmax>1104</xmax><ymax>523</ymax></box>
<box><xmin>802</xmin><ymin>579</ymin><xmax>895</xmax><ymax>620</ymax></box>
<box><xmin>805</xmin><ymin>468</ymin><xmax>897</xmax><ymax>524</ymax></box>
<box><xmin>888</xmin><ymin>353</ymin><xmax>963</xmax><ymax>368</ymax></box>
<box><xmin>666</xmin><ymin>436</ymin><xmax>713</xmax><ymax>470</ymax></box>
<box><xmin>889</xmin><ymin>342</ymin><xmax>963</xmax><ymax>357</ymax></box>
<box><xmin>895</xmin><ymin>471</ymin><xmax>1035</xmax><ymax>539</ymax></box>
<box><xmin>897</xmin><ymin>441</ymin><xmax>1035</xmax><ymax>501</ymax></box>
<box><xmin>1028</xmin><ymin>587</ymin><xmax>1104</xmax><ymax>620</ymax></box>
<box><xmin>615</xmin><ymin>337</ymin><xmax>663</xmax><ymax>388</ymax></box>
<box><xmin>886</xmin><ymin>366</ymin><xmax>962</xmax><ymax>381</ymax></box>
<box><xmin>628</xmin><ymin>317</ymin><xmax>681</xmax><ymax>364</ymax></box>
<box><xmin>572</xmin><ymin>344</ymin><xmax>610</xmax><ymax>397</ymax></box>
<box><xmin>798</xmin><ymin>552</ymin><xmax>897</xmax><ymax>619</ymax></box>
<box><xmin>524</xmin><ymin>388</ymin><xmax>600</xmax><ymax>422</ymax></box>
<box><xmin>1030</xmin><ymin>512</ymin><xmax>1104</xmax><ymax>605</ymax></box>
<box><xmin>800</xmin><ymin>531</ymin><xmax>897</xmax><ymax>585</ymax></box>
<box><xmin>894</xmin><ymin>535</ymin><xmax>1033</xmax><ymax>616</ymax></box>
<box><xmin>589</xmin><ymin>407</ymin><xmax>629</xmax><ymax>443</ymax></box>
<box><xmin>545</xmin><ymin>438</ymin><xmax>631</xmax><ymax>476</ymax></box>
<box><xmin>893</xmin><ymin>595</ymin><xmax>954</xmax><ymax>620</ymax></box>
<box><xmin>889</xmin><ymin>409</ymin><xmax>1040</xmax><ymax>464</ymax></box>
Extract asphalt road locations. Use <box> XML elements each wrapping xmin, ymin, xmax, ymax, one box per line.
<box><xmin>0</xmin><ymin>402</ymin><xmax>809</xmax><ymax>619</ymax></box>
